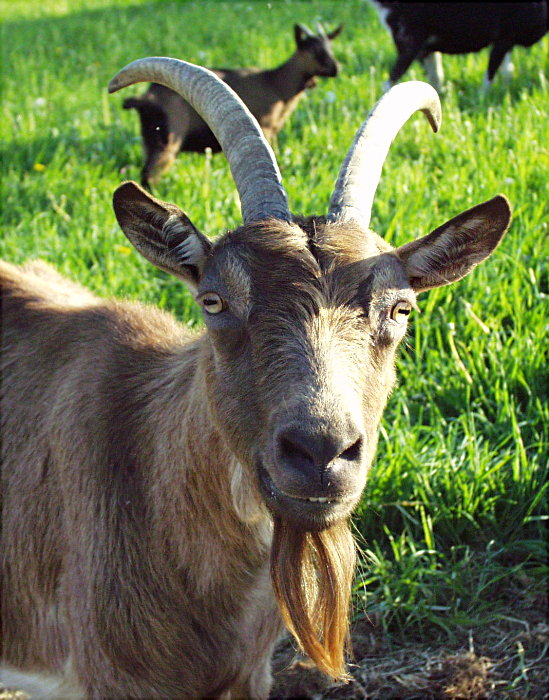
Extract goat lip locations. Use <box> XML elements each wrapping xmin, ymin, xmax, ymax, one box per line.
<box><xmin>281</xmin><ymin>491</ymin><xmax>353</xmax><ymax>505</ymax></box>
<box><xmin>256</xmin><ymin>462</ymin><xmax>356</xmax><ymax>529</ymax></box>
<box><xmin>320</xmin><ymin>66</ymin><xmax>339</xmax><ymax>78</ymax></box>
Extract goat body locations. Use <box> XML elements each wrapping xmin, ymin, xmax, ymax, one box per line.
<box><xmin>370</xmin><ymin>1</ymin><xmax>548</xmax><ymax>90</ymax></box>
<box><xmin>1</xmin><ymin>58</ymin><xmax>512</xmax><ymax>699</ymax></box>
<box><xmin>1</xmin><ymin>258</ymin><xmax>283</xmax><ymax>698</ymax></box>
<box><xmin>124</xmin><ymin>24</ymin><xmax>342</xmax><ymax>188</ymax></box>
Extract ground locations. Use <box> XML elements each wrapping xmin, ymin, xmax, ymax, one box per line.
<box><xmin>271</xmin><ymin>611</ymin><xmax>549</xmax><ymax>699</ymax></box>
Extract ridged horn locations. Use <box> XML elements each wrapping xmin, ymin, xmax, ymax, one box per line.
<box><xmin>327</xmin><ymin>81</ymin><xmax>442</xmax><ymax>229</ymax></box>
<box><xmin>108</xmin><ymin>57</ymin><xmax>291</xmax><ymax>224</ymax></box>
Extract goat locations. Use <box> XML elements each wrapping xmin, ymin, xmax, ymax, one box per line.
<box><xmin>369</xmin><ymin>1</ymin><xmax>548</xmax><ymax>92</ymax></box>
<box><xmin>1</xmin><ymin>57</ymin><xmax>511</xmax><ymax>699</ymax></box>
<box><xmin>122</xmin><ymin>23</ymin><xmax>343</xmax><ymax>189</ymax></box>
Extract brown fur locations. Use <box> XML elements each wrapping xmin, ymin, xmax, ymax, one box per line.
<box><xmin>1</xmin><ymin>186</ymin><xmax>510</xmax><ymax>698</ymax></box>
<box><xmin>1</xmin><ymin>259</ymin><xmax>281</xmax><ymax>698</ymax></box>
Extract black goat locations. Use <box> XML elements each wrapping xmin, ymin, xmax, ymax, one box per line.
<box><xmin>369</xmin><ymin>1</ymin><xmax>548</xmax><ymax>91</ymax></box>
<box><xmin>123</xmin><ymin>23</ymin><xmax>343</xmax><ymax>188</ymax></box>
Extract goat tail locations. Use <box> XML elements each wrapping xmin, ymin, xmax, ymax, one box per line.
<box><xmin>270</xmin><ymin>517</ymin><xmax>355</xmax><ymax>680</ymax></box>
<box><xmin>122</xmin><ymin>96</ymin><xmax>148</xmax><ymax>111</ymax></box>
<box><xmin>122</xmin><ymin>97</ymin><xmax>167</xmax><ymax>126</ymax></box>
<box><xmin>121</xmin><ymin>98</ymin><xmax>170</xmax><ymax>149</ymax></box>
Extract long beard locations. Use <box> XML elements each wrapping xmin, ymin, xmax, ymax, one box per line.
<box><xmin>270</xmin><ymin>516</ymin><xmax>356</xmax><ymax>679</ymax></box>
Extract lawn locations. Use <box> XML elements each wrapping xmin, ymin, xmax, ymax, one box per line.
<box><xmin>1</xmin><ymin>1</ymin><xmax>548</xmax><ymax>697</ymax></box>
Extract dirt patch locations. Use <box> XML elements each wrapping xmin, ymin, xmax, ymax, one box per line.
<box><xmin>270</xmin><ymin>618</ymin><xmax>549</xmax><ymax>699</ymax></box>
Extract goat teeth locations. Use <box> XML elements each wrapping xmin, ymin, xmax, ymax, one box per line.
<box><xmin>307</xmin><ymin>496</ymin><xmax>331</xmax><ymax>503</ymax></box>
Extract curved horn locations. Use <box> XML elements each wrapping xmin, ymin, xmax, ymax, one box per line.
<box><xmin>109</xmin><ymin>57</ymin><xmax>291</xmax><ymax>224</ymax></box>
<box><xmin>327</xmin><ymin>81</ymin><xmax>441</xmax><ymax>230</ymax></box>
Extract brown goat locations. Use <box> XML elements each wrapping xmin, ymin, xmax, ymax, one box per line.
<box><xmin>122</xmin><ymin>23</ymin><xmax>342</xmax><ymax>188</ymax></box>
<box><xmin>1</xmin><ymin>58</ymin><xmax>511</xmax><ymax>699</ymax></box>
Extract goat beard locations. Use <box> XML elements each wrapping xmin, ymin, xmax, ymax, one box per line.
<box><xmin>270</xmin><ymin>516</ymin><xmax>356</xmax><ymax>680</ymax></box>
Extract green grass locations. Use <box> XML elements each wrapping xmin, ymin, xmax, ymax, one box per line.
<box><xmin>2</xmin><ymin>0</ymin><xmax>548</xmax><ymax>669</ymax></box>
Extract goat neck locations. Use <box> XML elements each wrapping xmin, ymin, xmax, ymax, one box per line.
<box><xmin>267</xmin><ymin>51</ymin><xmax>317</xmax><ymax>99</ymax></box>
<box><xmin>143</xmin><ymin>341</ymin><xmax>272</xmax><ymax>590</ymax></box>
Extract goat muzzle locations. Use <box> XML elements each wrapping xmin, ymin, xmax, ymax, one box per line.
<box><xmin>256</xmin><ymin>412</ymin><xmax>365</xmax><ymax>531</ymax></box>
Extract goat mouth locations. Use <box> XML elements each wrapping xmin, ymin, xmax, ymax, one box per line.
<box><xmin>321</xmin><ymin>65</ymin><xmax>339</xmax><ymax>78</ymax></box>
<box><xmin>256</xmin><ymin>462</ymin><xmax>357</xmax><ymax>531</ymax></box>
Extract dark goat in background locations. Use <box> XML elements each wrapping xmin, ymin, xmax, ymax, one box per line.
<box><xmin>369</xmin><ymin>1</ymin><xmax>548</xmax><ymax>91</ymax></box>
<box><xmin>123</xmin><ymin>23</ymin><xmax>343</xmax><ymax>188</ymax></box>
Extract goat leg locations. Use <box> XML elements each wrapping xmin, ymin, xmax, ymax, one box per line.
<box><xmin>141</xmin><ymin>133</ymin><xmax>182</xmax><ymax>190</ymax></box>
<box><xmin>485</xmin><ymin>40</ymin><xmax>515</xmax><ymax>86</ymax></box>
<box><xmin>389</xmin><ymin>35</ymin><xmax>426</xmax><ymax>86</ymax></box>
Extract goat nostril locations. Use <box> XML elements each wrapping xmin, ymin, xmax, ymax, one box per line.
<box><xmin>279</xmin><ymin>436</ymin><xmax>314</xmax><ymax>467</ymax></box>
<box><xmin>340</xmin><ymin>437</ymin><xmax>362</xmax><ymax>462</ymax></box>
<box><xmin>277</xmin><ymin>427</ymin><xmax>363</xmax><ymax>476</ymax></box>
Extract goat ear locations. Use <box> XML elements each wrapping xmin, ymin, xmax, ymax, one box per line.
<box><xmin>327</xmin><ymin>24</ymin><xmax>344</xmax><ymax>40</ymax></box>
<box><xmin>396</xmin><ymin>195</ymin><xmax>511</xmax><ymax>293</ymax></box>
<box><xmin>112</xmin><ymin>181</ymin><xmax>212</xmax><ymax>294</ymax></box>
<box><xmin>294</xmin><ymin>23</ymin><xmax>311</xmax><ymax>45</ymax></box>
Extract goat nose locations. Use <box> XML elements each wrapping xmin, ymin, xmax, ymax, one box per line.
<box><xmin>276</xmin><ymin>425</ymin><xmax>363</xmax><ymax>483</ymax></box>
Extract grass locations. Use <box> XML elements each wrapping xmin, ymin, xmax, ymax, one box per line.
<box><xmin>1</xmin><ymin>0</ymin><xmax>548</xmax><ymax>696</ymax></box>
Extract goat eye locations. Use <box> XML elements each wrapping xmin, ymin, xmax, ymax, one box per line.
<box><xmin>390</xmin><ymin>301</ymin><xmax>412</xmax><ymax>323</ymax></box>
<box><xmin>200</xmin><ymin>292</ymin><xmax>225</xmax><ymax>315</ymax></box>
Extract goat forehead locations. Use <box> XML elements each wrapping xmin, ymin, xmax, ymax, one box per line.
<box><xmin>206</xmin><ymin>221</ymin><xmax>409</xmax><ymax>308</ymax></box>
<box><xmin>208</xmin><ymin>221</ymin><xmax>316</xmax><ymax>292</ymax></box>
<box><xmin>310</xmin><ymin>220</ymin><xmax>393</xmax><ymax>263</ymax></box>
<box><xmin>216</xmin><ymin>219</ymin><xmax>387</xmax><ymax>268</ymax></box>
<box><xmin>312</xmin><ymin>38</ymin><xmax>333</xmax><ymax>54</ymax></box>
<box><xmin>211</xmin><ymin>252</ymin><xmax>252</xmax><ymax>317</ymax></box>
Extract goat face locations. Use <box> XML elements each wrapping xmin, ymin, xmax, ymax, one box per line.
<box><xmin>110</xmin><ymin>64</ymin><xmax>511</xmax><ymax>540</ymax></box>
<box><xmin>113</xmin><ymin>182</ymin><xmax>510</xmax><ymax>536</ymax></box>
<box><xmin>294</xmin><ymin>23</ymin><xmax>343</xmax><ymax>79</ymax></box>
<box><xmin>199</xmin><ymin>220</ymin><xmax>401</xmax><ymax>532</ymax></box>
